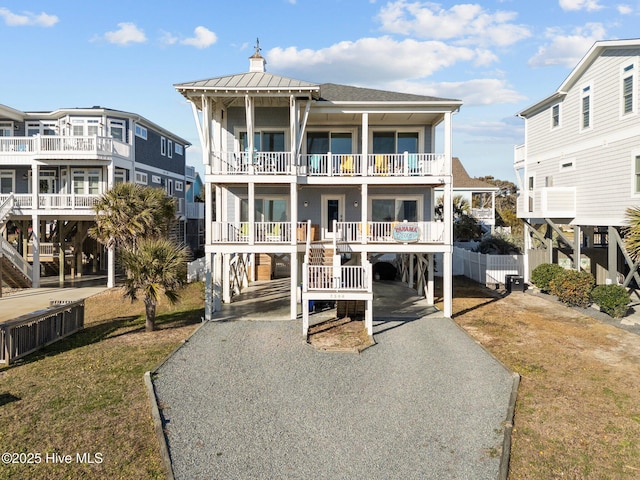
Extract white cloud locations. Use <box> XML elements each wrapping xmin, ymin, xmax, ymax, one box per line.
<box><xmin>617</xmin><ymin>4</ymin><xmax>633</xmax><ymax>14</ymax></box>
<box><xmin>103</xmin><ymin>22</ymin><xmax>147</xmax><ymax>46</ymax></box>
<box><xmin>559</xmin><ymin>0</ymin><xmax>604</xmax><ymax>11</ymax></box>
<box><xmin>0</xmin><ymin>7</ymin><xmax>58</xmax><ymax>27</ymax></box>
<box><xmin>528</xmin><ymin>23</ymin><xmax>606</xmax><ymax>67</ymax></box>
<box><xmin>268</xmin><ymin>36</ymin><xmax>497</xmax><ymax>85</ymax></box>
<box><xmin>180</xmin><ymin>26</ymin><xmax>217</xmax><ymax>49</ymax></box>
<box><xmin>160</xmin><ymin>30</ymin><xmax>178</xmax><ymax>46</ymax></box>
<box><xmin>404</xmin><ymin>78</ymin><xmax>527</xmax><ymax>106</ymax></box>
<box><xmin>377</xmin><ymin>1</ymin><xmax>531</xmax><ymax>47</ymax></box>
<box><xmin>456</xmin><ymin>118</ymin><xmax>524</xmax><ymax>143</ymax></box>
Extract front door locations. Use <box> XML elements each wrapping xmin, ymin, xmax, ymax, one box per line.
<box><xmin>321</xmin><ymin>194</ymin><xmax>345</xmax><ymax>240</ymax></box>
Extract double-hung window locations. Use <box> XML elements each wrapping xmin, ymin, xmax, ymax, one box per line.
<box><xmin>622</xmin><ymin>63</ymin><xmax>635</xmax><ymax>115</ymax></box>
<box><xmin>551</xmin><ymin>104</ymin><xmax>560</xmax><ymax>128</ymax></box>
<box><xmin>581</xmin><ymin>84</ymin><xmax>592</xmax><ymax>130</ymax></box>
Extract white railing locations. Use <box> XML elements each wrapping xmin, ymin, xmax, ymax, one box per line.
<box><xmin>0</xmin><ymin>194</ymin><xmax>98</xmax><ymax>211</ymax></box>
<box><xmin>0</xmin><ymin>135</ymin><xmax>131</xmax><ymax>160</ymax></box>
<box><xmin>0</xmin><ymin>194</ymin><xmax>15</xmax><ymax>224</ymax></box>
<box><xmin>300</xmin><ymin>153</ymin><xmax>364</xmax><ymax>176</ymax></box>
<box><xmin>185</xmin><ymin>165</ymin><xmax>196</xmax><ymax>179</ymax></box>
<box><xmin>212</xmin><ymin>151</ymin><xmax>294</xmax><ymax>175</ymax></box>
<box><xmin>470</xmin><ymin>208</ymin><xmax>494</xmax><ymax>221</ymax></box>
<box><xmin>212</xmin><ymin>222</ymin><xmax>294</xmax><ymax>243</ymax></box>
<box><xmin>514</xmin><ymin>144</ymin><xmax>525</xmax><ymax>168</ymax></box>
<box><xmin>366</xmin><ymin>153</ymin><xmax>446</xmax><ymax>176</ymax></box>
<box><xmin>1</xmin><ymin>236</ymin><xmax>32</xmax><ymax>280</ymax></box>
<box><xmin>335</xmin><ymin>221</ymin><xmax>445</xmax><ymax>243</ymax></box>
<box><xmin>302</xmin><ymin>263</ymin><xmax>372</xmax><ymax>291</ymax></box>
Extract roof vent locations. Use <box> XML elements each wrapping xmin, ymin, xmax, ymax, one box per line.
<box><xmin>249</xmin><ymin>38</ymin><xmax>266</xmax><ymax>73</ymax></box>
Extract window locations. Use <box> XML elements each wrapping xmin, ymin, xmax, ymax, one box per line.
<box><xmin>135</xmin><ymin>172</ymin><xmax>148</xmax><ymax>185</ymax></box>
<box><xmin>26</xmin><ymin>121</ymin><xmax>56</xmax><ymax>136</ymax></box>
<box><xmin>372</xmin><ymin>131</ymin><xmax>419</xmax><ymax>153</ymax></box>
<box><xmin>0</xmin><ymin>122</ymin><xmax>13</xmax><ymax>136</ymax></box>
<box><xmin>72</xmin><ymin>169</ymin><xmax>101</xmax><ymax>195</ymax></box>
<box><xmin>161</xmin><ymin>136</ymin><xmax>166</xmax><ymax>156</ymax></box>
<box><xmin>240</xmin><ymin>131</ymin><xmax>286</xmax><ymax>152</ymax></box>
<box><xmin>370</xmin><ymin>197</ymin><xmax>419</xmax><ymax>222</ymax></box>
<box><xmin>109</xmin><ymin>120</ymin><xmax>125</xmax><ymax>141</ymax></box>
<box><xmin>168</xmin><ymin>139</ymin><xmax>173</xmax><ymax>158</ymax></box>
<box><xmin>551</xmin><ymin>104</ymin><xmax>560</xmax><ymax>128</ymax></box>
<box><xmin>114</xmin><ymin>168</ymin><xmax>126</xmax><ymax>184</ymax></box>
<box><xmin>559</xmin><ymin>160</ymin><xmax>575</xmax><ymax>171</ymax></box>
<box><xmin>175</xmin><ymin>181</ymin><xmax>183</xmax><ymax>192</ymax></box>
<box><xmin>175</xmin><ymin>143</ymin><xmax>184</xmax><ymax>155</ymax></box>
<box><xmin>0</xmin><ymin>171</ymin><xmax>14</xmax><ymax>194</ymax></box>
<box><xmin>622</xmin><ymin>64</ymin><xmax>635</xmax><ymax>115</ymax></box>
<box><xmin>165</xmin><ymin>178</ymin><xmax>174</xmax><ymax>196</ymax></box>
<box><xmin>635</xmin><ymin>156</ymin><xmax>640</xmax><ymax>194</ymax></box>
<box><xmin>135</xmin><ymin>124</ymin><xmax>147</xmax><ymax>140</ymax></box>
<box><xmin>581</xmin><ymin>84</ymin><xmax>592</xmax><ymax>130</ymax></box>
<box><xmin>151</xmin><ymin>175</ymin><xmax>161</xmax><ymax>184</ymax></box>
<box><xmin>241</xmin><ymin>197</ymin><xmax>288</xmax><ymax>222</ymax></box>
<box><xmin>307</xmin><ymin>131</ymin><xmax>353</xmax><ymax>154</ymax></box>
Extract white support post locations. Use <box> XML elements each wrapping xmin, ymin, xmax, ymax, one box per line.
<box><xmin>427</xmin><ymin>253</ymin><xmax>434</xmax><ymax>304</ymax></box>
<box><xmin>222</xmin><ymin>253</ymin><xmax>231</xmax><ymax>304</ymax></box>
<box><xmin>362</xmin><ymin>113</ymin><xmax>369</xmax><ymax>174</ymax></box>
<box><xmin>443</xmin><ymin>250</ymin><xmax>452</xmax><ymax>317</ymax></box>
<box><xmin>365</xmin><ymin>298</ymin><xmax>373</xmax><ymax>336</ymax></box>
<box><xmin>302</xmin><ymin>298</ymin><xmax>310</xmax><ymax>337</ymax></box>
<box><xmin>213</xmin><ymin>251</ymin><xmax>222</xmax><ymax>311</ymax></box>
<box><xmin>361</xmin><ymin>183</ymin><xmax>368</xmax><ymax>245</ymax></box>
<box><xmin>574</xmin><ymin>225</ymin><xmax>581</xmax><ymax>271</ymax></box>
<box><xmin>290</xmin><ymin>182</ymin><xmax>298</xmax><ymax>320</ymax></box>
<box><xmin>408</xmin><ymin>253</ymin><xmax>414</xmax><ymax>289</ymax></box>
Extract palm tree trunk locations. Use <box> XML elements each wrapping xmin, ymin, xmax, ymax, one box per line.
<box><xmin>144</xmin><ymin>297</ymin><xmax>156</xmax><ymax>332</ymax></box>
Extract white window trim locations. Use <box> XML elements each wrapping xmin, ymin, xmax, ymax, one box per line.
<box><xmin>551</xmin><ymin>103</ymin><xmax>561</xmax><ymax>129</ymax></box>
<box><xmin>0</xmin><ymin>170</ymin><xmax>15</xmax><ymax>193</ymax></box>
<box><xmin>234</xmin><ymin>128</ymin><xmax>290</xmax><ymax>153</ymax></box>
<box><xmin>580</xmin><ymin>82</ymin><xmax>593</xmax><ymax>132</ymax></box>
<box><xmin>368</xmin><ymin>194</ymin><xmax>423</xmax><ymax>221</ymax></box>
<box><xmin>135</xmin><ymin>171</ymin><xmax>148</xmax><ymax>185</ymax></box>
<box><xmin>621</xmin><ymin>61</ymin><xmax>637</xmax><ymax>118</ymax></box>
<box><xmin>558</xmin><ymin>158</ymin><xmax>575</xmax><ymax>171</ymax></box>
<box><xmin>168</xmin><ymin>139</ymin><xmax>173</xmax><ymax>158</ymax></box>
<box><xmin>175</xmin><ymin>180</ymin><xmax>183</xmax><ymax>192</ymax></box>
<box><xmin>631</xmin><ymin>149</ymin><xmax>640</xmax><ymax>196</ymax></box>
<box><xmin>135</xmin><ymin>124</ymin><xmax>148</xmax><ymax>140</ymax></box>
<box><xmin>0</xmin><ymin>121</ymin><xmax>14</xmax><ymax>136</ymax></box>
<box><xmin>175</xmin><ymin>143</ymin><xmax>184</xmax><ymax>155</ymax></box>
<box><xmin>303</xmin><ymin>128</ymin><xmax>358</xmax><ymax>154</ymax></box>
<box><xmin>161</xmin><ymin>136</ymin><xmax>167</xmax><ymax>156</ymax></box>
<box><xmin>368</xmin><ymin>128</ymin><xmax>424</xmax><ymax>154</ymax></box>
<box><xmin>151</xmin><ymin>175</ymin><xmax>161</xmax><ymax>184</ymax></box>
<box><xmin>238</xmin><ymin>195</ymin><xmax>290</xmax><ymax>222</ymax></box>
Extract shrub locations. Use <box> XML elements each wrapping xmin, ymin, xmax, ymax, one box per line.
<box><xmin>475</xmin><ymin>235</ymin><xmax>521</xmax><ymax>255</ymax></box>
<box><xmin>591</xmin><ymin>284</ymin><xmax>630</xmax><ymax>318</ymax></box>
<box><xmin>549</xmin><ymin>269</ymin><xmax>595</xmax><ymax>308</ymax></box>
<box><xmin>531</xmin><ymin>263</ymin><xmax>565</xmax><ymax>293</ymax></box>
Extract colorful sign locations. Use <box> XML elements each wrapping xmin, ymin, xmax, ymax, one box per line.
<box><xmin>392</xmin><ymin>223</ymin><xmax>420</xmax><ymax>243</ymax></box>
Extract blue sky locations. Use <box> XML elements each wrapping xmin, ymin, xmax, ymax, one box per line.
<box><xmin>1</xmin><ymin>0</ymin><xmax>638</xmax><ymax>182</ymax></box>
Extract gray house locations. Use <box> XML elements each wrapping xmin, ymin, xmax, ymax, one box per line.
<box><xmin>0</xmin><ymin>105</ymin><xmax>195</xmax><ymax>288</ymax></box>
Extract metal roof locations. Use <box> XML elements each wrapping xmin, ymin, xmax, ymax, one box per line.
<box><xmin>175</xmin><ymin>72</ymin><xmax>320</xmax><ymax>95</ymax></box>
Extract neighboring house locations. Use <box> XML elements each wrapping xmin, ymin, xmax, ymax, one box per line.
<box><xmin>0</xmin><ymin>104</ymin><xmax>197</xmax><ymax>289</ymax></box>
<box><xmin>184</xmin><ymin>166</ymin><xmax>205</xmax><ymax>257</ymax></box>
<box><xmin>175</xmin><ymin>46</ymin><xmax>461</xmax><ymax>335</ymax></box>
<box><xmin>436</xmin><ymin>157</ymin><xmax>497</xmax><ymax>232</ymax></box>
<box><xmin>515</xmin><ymin>39</ymin><xmax>640</xmax><ymax>285</ymax></box>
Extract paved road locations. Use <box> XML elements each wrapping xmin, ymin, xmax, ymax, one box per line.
<box><xmin>153</xmin><ymin>280</ymin><xmax>516</xmax><ymax>479</ymax></box>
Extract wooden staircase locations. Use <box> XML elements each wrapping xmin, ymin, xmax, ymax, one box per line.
<box><xmin>1</xmin><ymin>254</ymin><xmax>31</xmax><ymax>288</ymax></box>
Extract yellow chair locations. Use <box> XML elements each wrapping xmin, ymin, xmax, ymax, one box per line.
<box><xmin>341</xmin><ymin>155</ymin><xmax>354</xmax><ymax>175</ymax></box>
<box><xmin>375</xmin><ymin>154</ymin><xmax>388</xmax><ymax>175</ymax></box>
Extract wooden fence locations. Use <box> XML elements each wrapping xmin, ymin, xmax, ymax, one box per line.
<box><xmin>0</xmin><ymin>300</ymin><xmax>84</xmax><ymax>365</ymax></box>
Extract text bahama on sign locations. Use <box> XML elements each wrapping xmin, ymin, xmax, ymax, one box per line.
<box><xmin>392</xmin><ymin>223</ymin><xmax>420</xmax><ymax>243</ymax></box>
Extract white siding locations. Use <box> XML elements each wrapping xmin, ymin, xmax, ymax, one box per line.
<box><xmin>523</xmin><ymin>47</ymin><xmax>640</xmax><ymax>226</ymax></box>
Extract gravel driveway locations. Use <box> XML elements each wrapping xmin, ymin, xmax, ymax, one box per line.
<box><xmin>153</xmin><ymin>304</ymin><xmax>516</xmax><ymax>479</ymax></box>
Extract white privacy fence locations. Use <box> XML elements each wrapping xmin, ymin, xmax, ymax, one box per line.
<box><xmin>436</xmin><ymin>247</ymin><xmax>524</xmax><ymax>286</ymax></box>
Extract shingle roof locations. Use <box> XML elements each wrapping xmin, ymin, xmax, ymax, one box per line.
<box><xmin>452</xmin><ymin>157</ymin><xmax>497</xmax><ymax>190</ymax></box>
<box><xmin>318</xmin><ymin>83</ymin><xmax>459</xmax><ymax>103</ymax></box>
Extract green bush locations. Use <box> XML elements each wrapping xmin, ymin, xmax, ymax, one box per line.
<box><xmin>531</xmin><ymin>263</ymin><xmax>565</xmax><ymax>293</ymax></box>
<box><xmin>474</xmin><ymin>235</ymin><xmax>521</xmax><ymax>255</ymax></box>
<box><xmin>549</xmin><ymin>269</ymin><xmax>595</xmax><ymax>308</ymax></box>
<box><xmin>591</xmin><ymin>284</ymin><xmax>630</xmax><ymax>318</ymax></box>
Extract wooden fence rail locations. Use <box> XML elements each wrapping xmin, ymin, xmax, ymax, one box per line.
<box><xmin>0</xmin><ymin>300</ymin><xmax>84</xmax><ymax>365</ymax></box>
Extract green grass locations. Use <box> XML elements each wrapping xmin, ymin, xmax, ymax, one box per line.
<box><xmin>0</xmin><ymin>282</ymin><xmax>204</xmax><ymax>480</ymax></box>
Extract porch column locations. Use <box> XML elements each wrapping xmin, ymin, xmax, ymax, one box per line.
<box><xmin>427</xmin><ymin>253</ymin><xmax>434</xmax><ymax>304</ymax></box>
<box><xmin>213</xmin><ymin>251</ymin><xmax>223</xmax><ymax>311</ymax></box>
<box><xmin>290</xmin><ymin>95</ymin><xmax>298</xmax><ymax>173</ymax></box>
<box><xmin>361</xmin><ymin>113</ymin><xmax>369</xmax><ymax>174</ymax></box>
<box><xmin>205</xmin><ymin>251</ymin><xmax>213</xmax><ymax>321</ymax></box>
<box><xmin>361</xmin><ymin>183</ymin><xmax>368</xmax><ymax>245</ymax></box>
<box><xmin>491</xmin><ymin>190</ymin><xmax>496</xmax><ymax>234</ymax></box>
<box><xmin>30</xmin><ymin>214</ymin><xmax>40</xmax><ymax>288</ymax></box>
<box><xmin>290</xmin><ymin>182</ymin><xmax>298</xmax><ymax>320</ymax></box>
<box><xmin>608</xmin><ymin>226</ymin><xmax>618</xmax><ymax>284</ymax></box>
<box><xmin>248</xmin><ymin>182</ymin><xmax>255</xmax><ymax>245</ymax></box>
<box><xmin>408</xmin><ymin>253</ymin><xmax>414</xmax><ymax>289</ymax></box>
<box><xmin>222</xmin><ymin>253</ymin><xmax>231</xmax><ymax>304</ymax></box>
<box><xmin>58</xmin><ymin>219</ymin><xmax>65</xmax><ymax>286</ymax></box>
<box><xmin>107</xmin><ymin>245</ymin><xmax>115</xmax><ymax>288</ymax></box>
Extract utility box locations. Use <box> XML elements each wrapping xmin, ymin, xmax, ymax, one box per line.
<box><xmin>508</xmin><ymin>275</ymin><xmax>525</xmax><ymax>292</ymax></box>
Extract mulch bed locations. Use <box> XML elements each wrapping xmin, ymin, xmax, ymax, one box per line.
<box><xmin>307</xmin><ymin>316</ymin><xmax>375</xmax><ymax>353</ymax></box>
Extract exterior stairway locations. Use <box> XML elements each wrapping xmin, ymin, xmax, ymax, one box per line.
<box><xmin>0</xmin><ymin>195</ymin><xmax>32</xmax><ymax>288</ymax></box>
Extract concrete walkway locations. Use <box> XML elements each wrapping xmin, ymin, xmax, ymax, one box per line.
<box><xmin>153</xmin><ymin>280</ymin><xmax>517</xmax><ymax>479</ymax></box>
<box><xmin>0</xmin><ymin>275</ymin><xmax>109</xmax><ymax>323</ymax></box>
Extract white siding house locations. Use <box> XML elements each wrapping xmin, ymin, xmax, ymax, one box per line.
<box><xmin>515</xmin><ymin>39</ymin><xmax>640</xmax><ymax>285</ymax></box>
<box><xmin>175</xmin><ymin>47</ymin><xmax>462</xmax><ymax>336</ymax></box>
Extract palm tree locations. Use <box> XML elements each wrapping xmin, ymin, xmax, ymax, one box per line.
<box><xmin>89</xmin><ymin>183</ymin><xmax>176</xmax><ymax>251</ymax></box>
<box><xmin>624</xmin><ymin>206</ymin><xmax>640</xmax><ymax>261</ymax></box>
<box><xmin>119</xmin><ymin>237</ymin><xmax>189</xmax><ymax>332</ymax></box>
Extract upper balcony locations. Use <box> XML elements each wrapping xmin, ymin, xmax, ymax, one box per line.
<box><xmin>0</xmin><ymin>135</ymin><xmax>131</xmax><ymax>163</ymax></box>
<box><xmin>514</xmin><ymin>144</ymin><xmax>525</xmax><ymax>169</ymax></box>
<box><xmin>210</xmin><ymin>151</ymin><xmax>447</xmax><ymax>180</ymax></box>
